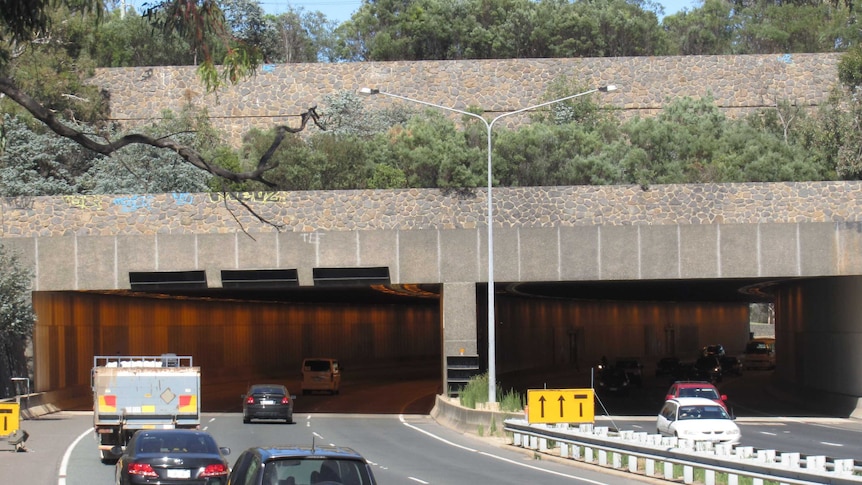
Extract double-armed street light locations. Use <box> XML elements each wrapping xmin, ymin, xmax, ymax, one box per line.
<box><xmin>359</xmin><ymin>84</ymin><xmax>617</xmax><ymax>403</ymax></box>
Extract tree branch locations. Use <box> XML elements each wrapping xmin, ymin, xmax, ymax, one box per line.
<box><xmin>0</xmin><ymin>76</ymin><xmax>325</xmax><ymax>185</ymax></box>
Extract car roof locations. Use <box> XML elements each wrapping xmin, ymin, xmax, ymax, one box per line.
<box><xmin>246</xmin><ymin>445</ymin><xmax>367</xmax><ymax>462</ymax></box>
<box><xmin>249</xmin><ymin>384</ymin><xmax>287</xmax><ymax>390</ymax></box>
<box><xmin>668</xmin><ymin>397</ymin><xmax>724</xmax><ymax>406</ymax></box>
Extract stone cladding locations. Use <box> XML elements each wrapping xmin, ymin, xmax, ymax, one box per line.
<box><xmin>1</xmin><ymin>182</ymin><xmax>860</xmax><ymax>238</ymax></box>
<box><xmin>90</xmin><ymin>54</ymin><xmax>841</xmax><ymax>145</ymax></box>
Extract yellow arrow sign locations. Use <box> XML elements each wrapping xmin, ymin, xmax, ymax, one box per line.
<box><xmin>526</xmin><ymin>388</ymin><xmax>594</xmax><ymax>424</ymax></box>
<box><xmin>0</xmin><ymin>403</ymin><xmax>20</xmax><ymax>435</ymax></box>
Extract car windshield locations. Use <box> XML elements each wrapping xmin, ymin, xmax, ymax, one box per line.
<box><xmin>252</xmin><ymin>386</ymin><xmax>285</xmax><ymax>395</ymax></box>
<box><xmin>678</xmin><ymin>405</ymin><xmax>729</xmax><ymax>420</ymax></box>
<box><xmin>263</xmin><ymin>458</ymin><xmax>373</xmax><ymax>485</ymax></box>
<box><xmin>678</xmin><ymin>387</ymin><xmax>720</xmax><ymax>400</ymax></box>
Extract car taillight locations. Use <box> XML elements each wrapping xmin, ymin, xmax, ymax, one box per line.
<box><xmin>281</xmin><ymin>396</ymin><xmax>290</xmax><ymax>404</ymax></box>
<box><xmin>246</xmin><ymin>396</ymin><xmax>255</xmax><ymax>404</ymax></box>
<box><xmin>128</xmin><ymin>462</ymin><xmax>158</xmax><ymax>477</ymax></box>
<box><xmin>200</xmin><ymin>463</ymin><xmax>229</xmax><ymax>477</ymax></box>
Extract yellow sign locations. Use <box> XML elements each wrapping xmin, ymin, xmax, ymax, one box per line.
<box><xmin>0</xmin><ymin>403</ymin><xmax>20</xmax><ymax>435</ymax></box>
<box><xmin>526</xmin><ymin>389</ymin><xmax>594</xmax><ymax>424</ymax></box>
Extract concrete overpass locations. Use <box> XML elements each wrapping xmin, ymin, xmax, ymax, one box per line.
<box><xmin>3</xmin><ymin>182</ymin><xmax>862</xmax><ymax>415</ymax></box>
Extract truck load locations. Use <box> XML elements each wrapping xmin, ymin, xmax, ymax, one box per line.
<box><xmin>91</xmin><ymin>354</ymin><xmax>200</xmax><ymax>462</ymax></box>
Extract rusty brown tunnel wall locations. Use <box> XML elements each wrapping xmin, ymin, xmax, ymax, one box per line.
<box><xmin>490</xmin><ymin>296</ymin><xmax>750</xmax><ymax>374</ymax></box>
<box><xmin>31</xmin><ymin>291</ymin><xmax>441</xmax><ymax>399</ymax></box>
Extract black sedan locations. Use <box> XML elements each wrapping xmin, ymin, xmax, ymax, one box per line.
<box><xmin>114</xmin><ymin>429</ymin><xmax>230</xmax><ymax>485</ymax></box>
<box><xmin>242</xmin><ymin>384</ymin><xmax>295</xmax><ymax>424</ymax></box>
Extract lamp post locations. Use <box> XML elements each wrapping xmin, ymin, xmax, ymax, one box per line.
<box><xmin>360</xmin><ymin>85</ymin><xmax>617</xmax><ymax>403</ymax></box>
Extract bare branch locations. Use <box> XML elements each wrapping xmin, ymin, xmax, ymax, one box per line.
<box><xmin>0</xmin><ymin>76</ymin><xmax>325</xmax><ymax>184</ymax></box>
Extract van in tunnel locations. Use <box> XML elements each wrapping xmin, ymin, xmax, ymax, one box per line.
<box><xmin>301</xmin><ymin>358</ymin><xmax>341</xmax><ymax>395</ymax></box>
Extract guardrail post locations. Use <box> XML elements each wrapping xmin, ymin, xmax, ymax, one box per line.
<box><xmin>756</xmin><ymin>449</ymin><xmax>776</xmax><ymax>463</ymax></box>
<box><xmin>572</xmin><ymin>444</ymin><xmax>581</xmax><ymax>460</ymax></box>
<box><xmin>735</xmin><ymin>446</ymin><xmax>754</xmax><ymax>459</ymax></box>
<box><xmin>704</xmin><ymin>469</ymin><xmax>715</xmax><ymax>485</ymax></box>
<box><xmin>805</xmin><ymin>455</ymin><xmax>826</xmax><ymax>471</ymax></box>
<box><xmin>753</xmin><ymin>478</ymin><xmax>763</xmax><ymax>485</ymax></box>
<box><xmin>598</xmin><ymin>449</ymin><xmax>607</xmax><ymax>466</ymax></box>
<box><xmin>834</xmin><ymin>458</ymin><xmax>855</xmax><ymax>475</ymax></box>
<box><xmin>628</xmin><ymin>454</ymin><xmax>637</xmax><ymax>473</ymax></box>
<box><xmin>560</xmin><ymin>442</ymin><xmax>569</xmax><ymax>458</ymax></box>
<box><xmin>513</xmin><ymin>432</ymin><xmax>522</xmax><ymax>447</ymax></box>
<box><xmin>585</xmin><ymin>446</ymin><xmax>594</xmax><ymax>463</ymax></box>
<box><xmin>779</xmin><ymin>451</ymin><xmax>800</xmax><ymax>468</ymax></box>
<box><xmin>728</xmin><ymin>474</ymin><xmax>738</xmax><ymax>485</ymax></box>
<box><xmin>645</xmin><ymin>458</ymin><xmax>655</xmax><ymax>477</ymax></box>
<box><xmin>539</xmin><ymin>437</ymin><xmax>547</xmax><ymax>452</ymax></box>
<box><xmin>684</xmin><ymin>464</ymin><xmax>693</xmax><ymax>484</ymax></box>
<box><xmin>663</xmin><ymin>461</ymin><xmax>673</xmax><ymax>480</ymax></box>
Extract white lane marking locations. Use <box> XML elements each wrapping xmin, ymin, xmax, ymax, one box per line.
<box><xmin>821</xmin><ymin>442</ymin><xmax>844</xmax><ymax>447</ymax></box>
<box><xmin>398</xmin><ymin>415</ymin><xmax>608</xmax><ymax>484</ymax></box>
<box><xmin>408</xmin><ymin>477</ymin><xmax>430</xmax><ymax>484</ymax></box>
<box><xmin>759</xmin><ymin>431</ymin><xmax>777</xmax><ymax>436</ymax></box>
<box><xmin>59</xmin><ymin>428</ymin><xmax>95</xmax><ymax>485</ymax></box>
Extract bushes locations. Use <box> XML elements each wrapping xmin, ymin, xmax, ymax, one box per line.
<box><xmin>458</xmin><ymin>372</ymin><xmax>524</xmax><ymax>412</ymax></box>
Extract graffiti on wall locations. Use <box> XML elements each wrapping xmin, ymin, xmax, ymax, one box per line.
<box><xmin>208</xmin><ymin>192</ymin><xmax>282</xmax><ymax>203</ymax></box>
<box><xmin>63</xmin><ymin>195</ymin><xmax>103</xmax><ymax>210</ymax></box>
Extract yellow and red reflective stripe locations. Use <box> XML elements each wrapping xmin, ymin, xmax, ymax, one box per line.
<box><xmin>98</xmin><ymin>394</ymin><xmax>117</xmax><ymax>412</ymax></box>
<box><xmin>178</xmin><ymin>395</ymin><xmax>196</xmax><ymax>412</ymax></box>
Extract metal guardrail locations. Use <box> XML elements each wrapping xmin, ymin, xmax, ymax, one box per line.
<box><xmin>504</xmin><ymin>418</ymin><xmax>862</xmax><ymax>484</ymax></box>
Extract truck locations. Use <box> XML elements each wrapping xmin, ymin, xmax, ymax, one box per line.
<box><xmin>91</xmin><ymin>354</ymin><xmax>200</xmax><ymax>462</ymax></box>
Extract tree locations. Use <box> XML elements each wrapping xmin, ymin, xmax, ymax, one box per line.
<box><xmin>0</xmin><ymin>0</ymin><xmax>324</xmax><ymax>189</ymax></box>
<box><xmin>0</xmin><ymin>244</ymin><xmax>36</xmax><ymax>399</ymax></box>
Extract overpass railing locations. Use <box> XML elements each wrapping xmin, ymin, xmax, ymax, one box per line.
<box><xmin>504</xmin><ymin>419</ymin><xmax>862</xmax><ymax>484</ymax></box>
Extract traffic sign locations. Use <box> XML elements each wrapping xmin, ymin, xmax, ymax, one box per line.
<box><xmin>526</xmin><ymin>388</ymin><xmax>594</xmax><ymax>424</ymax></box>
<box><xmin>0</xmin><ymin>402</ymin><xmax>20</xmax><ymax>436</ymax></box>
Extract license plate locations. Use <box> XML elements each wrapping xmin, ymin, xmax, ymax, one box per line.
<box><xmin>167</xmin><ymin>469</ymin><xmax>191</xmax><ymax>479</ymax></box>
<box><xmin>260</xmin><ymin>399</ymin><xmax>274</xmax><ymax>405</ymax></box>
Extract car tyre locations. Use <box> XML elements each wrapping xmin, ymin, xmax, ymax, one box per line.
<box><xmin>243</xmin><ymin>417</ymin><xmax>251</xmax><ymax>424</ymax></box>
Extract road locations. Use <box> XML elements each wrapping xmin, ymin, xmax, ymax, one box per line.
<box><xmin>5</xmin><ymin>366</ymin><xmax>862</xmax><ymax>484</ymax></box>
<box><xmin>12</xmin><ymin>412</ymin><xmax>657</xmax><ymax>485</ymax></box>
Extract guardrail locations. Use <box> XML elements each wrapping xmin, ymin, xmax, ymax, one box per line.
<box><xmin>504</xmin><ymin>418</ymin><xmax>862</xmax><ymax>484</ymax></box>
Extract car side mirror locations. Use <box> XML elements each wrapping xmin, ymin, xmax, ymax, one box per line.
<box><xmin>721</xmin><ymin>394</ymin><xmax>728</xmax><ymax>401</ymax></box>
<box><xmin>220</xmin><ymin>447</ymin><xmax>231</xmax><ymax>456</ymax></box>
<box><xmin>110</xmin><ymin>445</ymin><xmax>124</xmax><ymax>456</ymax></box>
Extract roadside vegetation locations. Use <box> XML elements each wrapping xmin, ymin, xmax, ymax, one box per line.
<box><xmin>458</xmin><ymin>373</ymin><xmax>525</xmax><ymax>412</ymax></box>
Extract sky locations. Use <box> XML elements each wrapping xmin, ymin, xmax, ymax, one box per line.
<box><xmin>126</xmin><ymin>0</ymin><xmax>700</xmax><ymax>25</ymax></box>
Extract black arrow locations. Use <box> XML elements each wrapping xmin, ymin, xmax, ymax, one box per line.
<box><xmin>558</xmin><ymin>395</ymin><xmax>565</xmax><ymax>416</ymax></box>
<box><xmin>538</xmin><ymin>396</ymin><xmax>546</xmax><ymax>417</ymax></box>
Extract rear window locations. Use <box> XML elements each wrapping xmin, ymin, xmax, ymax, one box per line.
<box><xmin>264</xmin><ymin>458</ymin><xmax>374</xmax><ymax>485</ymax></box>
<box><xmin>745</xmin><ymin>342</ymin><xmax>772</xmax><ymax>354</ymax></box>
<box><xmin>306</xmin><ymin>360</ymin><xmax>333</xmax><ymax>372</ymax></box>
<box><xmin>678</xmin><ymin>387</ymin><xmax>720</xmax><ymax>400</ymax></box>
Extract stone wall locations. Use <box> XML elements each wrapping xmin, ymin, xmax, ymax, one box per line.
<box><xmin>2</xmin><ymin>181</ymin><xmax>861</xmax><ymax>238</ymax></box>
<box><xmin>91</xmin><ymin>54</ymin><xmax>842</xmax><ymax>145</ymax></box>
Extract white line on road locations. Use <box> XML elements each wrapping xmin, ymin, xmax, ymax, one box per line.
<box><xmin>59</xmin><ymin>428</ymin><xmax>94</xmax><ymax>485</ymax></box>
<box><xmin>820</xmin><ymin>442</ymin><xmax>844</xmax><ymax>447</ymax></box>
<box><xmin>408</xmin><ymin>477</ymin><xmax>430</xmax><ymax>483</ymax></box>
<box><xmin>759</xmin><ymin>431</ymin><xmax>777</xmax><ymax>436</ymax></box>
<box><xmin>399</xmin><ymin>415</ymin><xmax>608</xmax><ymax>484</ymax></box>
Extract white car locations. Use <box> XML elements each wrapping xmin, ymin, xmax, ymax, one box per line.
<box><xmin>657</xmin><ymin>397</ymin><xmax>741</xmax><ymax>444</ymax></box>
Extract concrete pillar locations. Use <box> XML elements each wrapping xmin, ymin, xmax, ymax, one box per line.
<box><xmin>441</xmin><ymin>282</ymin><xmax>478</xmax><ymax>390</ymax></box>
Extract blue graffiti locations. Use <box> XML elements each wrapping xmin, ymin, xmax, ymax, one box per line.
<box><xmin>113</xmin><ymin>195</ymin><xmax>154</xmax><ymax>212</ymax></box>
<box><xmin>777</xmin><ymin>54</ymin><xmax>792</xmax><ymax>64</ymax></box>
<box><xmin>262</xmin><ymin>64</ymin><xmax>276</xmax><ymax>73</ymax></box>
<box><xmin>172</xmin><ymin>193</ymin><xmax>194</xmax><ymax>206</ymax></box>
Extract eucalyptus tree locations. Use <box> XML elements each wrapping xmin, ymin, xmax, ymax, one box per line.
<box><xmin>0</xmin><ymin>0</ymin><xmax>326</xmax><ymax>190</ymax></box>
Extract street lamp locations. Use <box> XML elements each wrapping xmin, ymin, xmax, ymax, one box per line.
<box><xmin>359</xmin><ymin>84</ymin><xmax>617</xmax><ymax>403</ymax></box>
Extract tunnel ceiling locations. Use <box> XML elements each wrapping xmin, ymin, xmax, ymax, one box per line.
<box><xmin>119</xmin><ymin>277</ymin><xmax>778</xmax><ymax>305</ymax></box>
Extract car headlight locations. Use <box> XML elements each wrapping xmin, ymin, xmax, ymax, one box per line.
<box><xmin>680</xmin><ymin>429</ymin><xmax>697</xmax><ymax>436</ymax></box>
<box><xmin>727</xmin><ymin>428</ymin><xmax>740</xmax><ymax>435</ymax></box>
